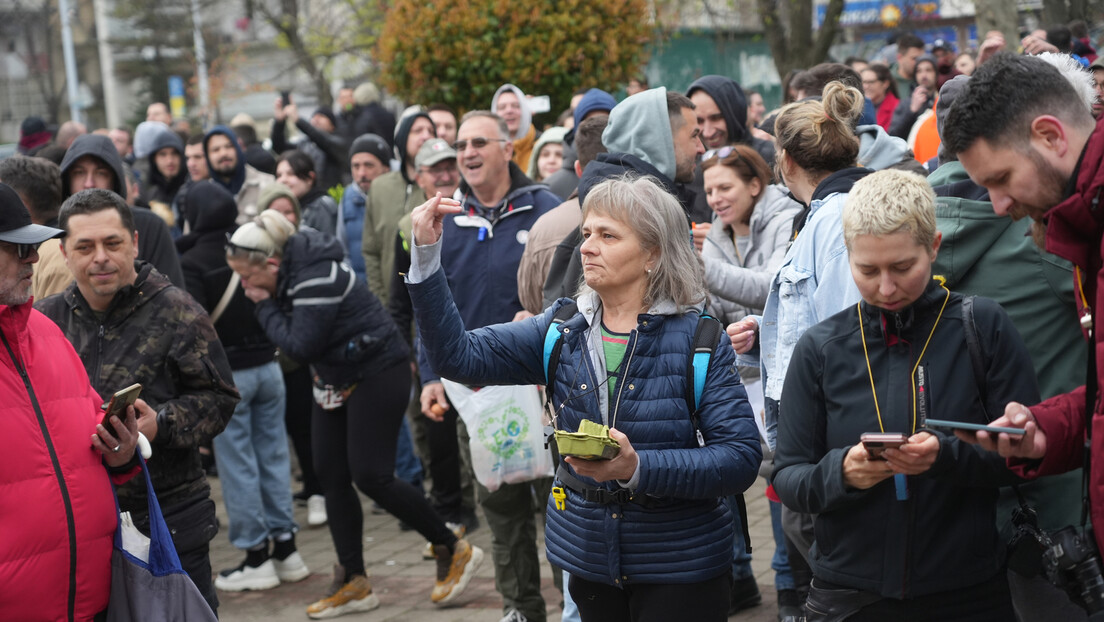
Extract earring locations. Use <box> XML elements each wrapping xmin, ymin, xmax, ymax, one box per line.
<box><xmin>646</xmin><ymin>268</ymin><xmax>652</xmax><ymax>274</ymax></box>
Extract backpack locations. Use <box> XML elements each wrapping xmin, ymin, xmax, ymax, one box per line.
<box><xmin>541</xmin><ymin>301</ymin><xmax>752</xmax><ymax>551</ymax></box>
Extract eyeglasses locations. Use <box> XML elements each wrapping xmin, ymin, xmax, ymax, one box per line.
<box><xmin>224</xmin><ymin>233</ymin><xmax>271</xmax><ymax>257</ymax></box>
<box><xmin>451</xmin><ymin>137</ymin><xmax>507</xmax><ymax>151</ymax></box>
<box><xmin>0</xmin><ymin>241</ymin><xmax>42</xmax><ymax>260</ymax></box>
<box><xmin>703</xmin><ymin>146</ymin><xmax>743</xmax><ymax>162</ymax></box>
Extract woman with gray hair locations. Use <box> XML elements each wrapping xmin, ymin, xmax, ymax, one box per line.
<box><xmin>407</xmin><ymin>175</ymin><xmax>762</xmax><ymax>621</ymax></box>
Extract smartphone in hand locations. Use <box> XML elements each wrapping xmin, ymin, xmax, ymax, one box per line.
<box><xmin>860</xmin><ymin>432</ymin><xmax>909</xmax><ymax>460</ymax></box>
<box><xmin>924</xmin><ymin>419</ymin><xmax>1027</xmax><ymax>436</ymax></box>
<box><xmin>100</xmin><ymin>383</ymin><xmax>142</xmax><ymax>430</ymax></box>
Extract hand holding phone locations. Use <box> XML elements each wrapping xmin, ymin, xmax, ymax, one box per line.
<box><xmin>860</xmin><ymin>432</ymin><xmax>909</xmax><ymax>460</ymax></box>
<box><xmin>101</xmin><ymin>383</ymin><xmax>142</xmax><ymax>430</ymax></box>
<box><xmin>924</xmin><ymin>418</ymin><xmax>1027</xmax><ymax>436</ymax></box>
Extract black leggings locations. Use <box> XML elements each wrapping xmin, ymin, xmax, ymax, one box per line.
<box><xmin>568</xmin><ymin>572</ymin><xmax>730</xmax><ymax>622</ymax></box>
<box><xmin>284</xmin><ymin>365</ymin><xmax>322</xmax><ymax>496</ymax></box>
<box><xmin>312</xmin><ymin>362</ymin><xmax>456</xmax><ymax>576</ymax></box>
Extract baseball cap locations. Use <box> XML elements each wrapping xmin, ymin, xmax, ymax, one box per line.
<box><xmin>931</xmin><ymin>38</ymin><xmax>955</xmax><ymax>53</ymax></box>
<box><xmin>415</xmin><ymin>138</ymin><xmax>457</xmax><ymax>169</ymax></box>
<box><xmin>1091</xmin><ymin>58</ymin><xmax>1104</xmax><ymax>71</ymax></box>
<box><xmin>0</xmin><ymin>184</ymin><xmax>64</xmax><ymax>244</ymax></box>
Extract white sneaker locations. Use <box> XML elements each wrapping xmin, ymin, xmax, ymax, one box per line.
<box><xmin>273</xmin><ymin>550</ymin><xmax>310</xmax><ymax>583</ymax></box>
<box><xmin>215</xmin><ymin>558</ymin><xmax>281</xmax><ymax>592</ymax></box>
<box><xmin>308</xmin><ymin>494</ymin><xmax>328</xmax><ymax>526</ymax></box>
<box><xmin>500</xmin><ymin>609</ymin><xmax>529</xmax><ymax>622</ymax></box>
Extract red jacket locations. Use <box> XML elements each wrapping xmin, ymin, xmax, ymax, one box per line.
<box><xmin>0</xmin><ymin>301</ymin><xmax>132</xmax><ymax>621</ymax></box>
<box><xmin>1011</xmin><ymin>116</ymin><xmax>1104</xmax><ymax>555</ymax></box>
<box><xmin>875</xmin><ymin>93</ymin><xmax>899</xmax><ymax>132</ymax></box>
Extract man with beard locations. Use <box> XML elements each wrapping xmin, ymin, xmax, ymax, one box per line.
<box><xmin>943</xmin><ymin>53</ymin><xmax>1104</xmax><ymax>619</ymax></box>
<box><xmin>889</xmin><ymin>54</ymin><xmax>938</xmax><ymax>139</ymax></box>
<box><xmin>204</xmin><ymin>126</ymin><xmax>274</xmax><ymax>224</ymax></box>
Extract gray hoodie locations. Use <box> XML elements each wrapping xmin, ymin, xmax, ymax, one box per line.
<box><xmin>491</xmin><ymin>83</ymin><xmax>532</xmax><ymax>141</ymax></box>
<box><xmin>601</xmin><ymin>87</ymin><xmax>677</xmax><ymax>182</ymax></box>
<box><xmin>701</xmin><ymin>184</ymin><xmax>801</xmax><ymax>325</ymax></box>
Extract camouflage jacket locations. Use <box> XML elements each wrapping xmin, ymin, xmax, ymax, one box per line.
<box><xmin>35</xmin><ymin>262</ymin><xmax>239</xmax><ymax>511</ymax></box>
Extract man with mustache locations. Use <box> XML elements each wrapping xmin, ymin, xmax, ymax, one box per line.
<box><xmin>203</xmin><ymin>126</ymin><xmax>275</xmax><ymax>225</ymax></box>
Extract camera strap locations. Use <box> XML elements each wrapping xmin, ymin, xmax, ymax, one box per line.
<box><xmin>1083</xmin><ymin>319</ymin><xmax>1096</xmax><ymax>529</ymax></box>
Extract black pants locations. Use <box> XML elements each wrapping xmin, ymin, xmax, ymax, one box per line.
<box><xmin>811</xmin><ymin>571</ymin><xmax>1014</xmax><ymax>622</ymax></box>
<box><xmin>284</xmin><ymin>365</ymin><xmax>322</xmax><ymax>496</ymax></box>
<box><xmin>312</xmin><ymin>362</ymin><xmax>456</xmax><ymax>576</ymax></box>
<box><xmin>425</xmin><ymin>403</ymin><xmax>463</xmax><ymax>523</ymax></box>
<box><xmin>134</xmin><ymin>494</ymin><xmax>220</xmax><ymax>615</ymax></box>
<box><xmin>568</xmin><ymin>572</ymin><xmax>730</xmax><ymax>622</ymax></box>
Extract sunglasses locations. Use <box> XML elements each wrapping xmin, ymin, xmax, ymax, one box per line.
<box><xmin>451</xmin><ymin>137</ymin><xmax>507</xmax><ymax>151</ymax></box>
<box><xmin>224</xmin><ymin>233</ymin><xmax>271</xmax><ymax>257</ymax></box>
<box><xmin>703</xmin><ymin>146</ymin><xmax>741</xmax><ymax>161</ymax></box>
<box><xmin>1</xmin><ymin>241</ymin><xmax>42</xmax><ymax>260</ymax></box>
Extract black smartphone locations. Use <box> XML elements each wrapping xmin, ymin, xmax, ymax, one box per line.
<box><xmin>924</xmin><ymin>418</ymin><xmax>1027</xmax><ymax>436</ymax></box>
<box><xmin>100</xmin><ymin>383</ymin><xmax>142</xmax><ymax>429</ymax></box>
<box><xmin>280</xmin><ymin>90</ymin><xmax>292</xmax><ymax>107</ymax></box>
<box><xmin>860</xmin><ymin>432</ymin><xmax>909</xmax><ymax>460</ymax></box>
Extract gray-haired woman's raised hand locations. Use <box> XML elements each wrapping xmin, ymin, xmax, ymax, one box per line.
<box><xmin>410</xmin><ymin>192</ymin><xmax>462</xmax><ymax>246</ymax></box>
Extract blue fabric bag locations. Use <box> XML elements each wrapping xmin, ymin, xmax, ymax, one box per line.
<box><xmin>105</xmin><ymin>457</ymin><xmax>218</xmax><ymax>622</ymax></box>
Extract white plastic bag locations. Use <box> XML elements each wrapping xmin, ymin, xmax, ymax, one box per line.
<box><xmin>441</xmin><ymin>380</ymin><xmax>554</xmax><ymax>492</ymax></box>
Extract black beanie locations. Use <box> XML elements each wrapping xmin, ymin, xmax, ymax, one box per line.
<box><xmin>313</xmin><ymin>107</ymin><xmax>338</xmax><ymax>128</ymax></box>
<box><xmin>348</xmin><ymin>133</ymin><xmax>391</xmax><ymax>166</ymax></box>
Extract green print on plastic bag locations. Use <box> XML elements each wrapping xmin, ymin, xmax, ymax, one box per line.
<box><xmin>476</xmin><ymin>397</ymin><xmax>529</xmax><ymax>459</ymax></box>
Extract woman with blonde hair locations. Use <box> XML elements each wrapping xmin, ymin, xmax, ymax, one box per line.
<box><xmin>226</xmin><ymin>210</ymin><xmax>483</xmax><ymax>619</ymax></box>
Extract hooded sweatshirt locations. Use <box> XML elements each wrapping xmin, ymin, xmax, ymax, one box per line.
<box><xmin>687</xmin><ymin>75</ymin><xmax>777</xmax><ymax>169</ymax></box>
<box><xmin>140</xmin><ymin>124</ymin><xmax>187</xmax><ymax>207</ymax></box>
<box><xmin>204</xmin><ymin>125</ymin><xmax>275</xmax><ymax>224</ymax></box>
<box><xmin>492</xmin><ymin>83</ymin><xmax>537</xmax><ymax>169</ymax></box>
<box><xmin>59</xmin><ymin>134</ymin><xmax>185</xmax><ymax>287</ymax></box>
<box><xmin>393</xmin><ymin>112</ymin><xmax>435</xmax><ymax>183</ymax></box>
<box><xmin>527</xmin><ymin>126</ymin><xmax>568</xmax><ymax>181</ymax></box>
<box><xmin>602</xmin><ymin>87</ymin><xmax>680</xmax><ymax>182</ymax></box>
<box><xmin>177</xmin><ymin>180</ymin><xmax>275</xmax><ymax>370</ymax></box>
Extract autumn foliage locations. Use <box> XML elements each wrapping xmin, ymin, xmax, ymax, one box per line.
<box><xmin>376</xmin><ymin>0</ymin><xmax>652</xmax><ymax>117</ymax></box>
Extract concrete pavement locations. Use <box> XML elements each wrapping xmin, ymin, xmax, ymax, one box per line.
<box><xmin>210</xmin><ymin>475</ymin><xmax>782</xmax><ymax>622</ymax></box>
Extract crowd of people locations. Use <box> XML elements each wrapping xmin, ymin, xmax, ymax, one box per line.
<box><xmin>7</xmin><ymin>20</ymin><xmax>1104</xmax><ymax>622</ymax></box>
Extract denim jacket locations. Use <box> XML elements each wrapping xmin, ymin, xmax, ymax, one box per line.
<box><xmin>740</xmin><ymin>188</ymin><xmax>862</xmax><ymax>449</ymax></box>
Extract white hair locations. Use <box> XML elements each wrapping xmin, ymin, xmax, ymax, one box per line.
<box><xmin>1035</xmin><ymin>52</ymin><xmax>1097</xmax><ymax>114</ymax></box>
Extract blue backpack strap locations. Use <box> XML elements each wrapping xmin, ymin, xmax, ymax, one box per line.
<box><xmin>685</xmin><ymin>313</ymin><xmax>723</xmax><ymax>446</ymax></box>
<box><xmin>543</xmin><ymin>301</ymin><xmax>579</xmax><ymax>386</ymax></box>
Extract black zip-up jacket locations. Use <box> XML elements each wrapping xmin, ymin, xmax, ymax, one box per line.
<box><xmin>35</xmin><ymin>263</ymin><xmax>239</xmax><ymax>511</ymax></box>
<box><xmin>773</xmin><ymin>280</ymin><xmax>1039</xmax><ymax>599</ymax></box>
<box><xmin>253</xmin><ymin>228</ymin><xmax>408</xmax><ymax>387</ymax></box>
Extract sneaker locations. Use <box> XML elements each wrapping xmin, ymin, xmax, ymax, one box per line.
<box><xmin>500</xmin><ymin>609</ymin><xmax>528</xmax><ymax>622</ymax></box>
<box><xmin>306</xmin><ymin>574</ymin><xmax>380</xmax><ymax>619</ymax></box>
<box><xmin>430</xmin><ymin>538</ymin><xmax>484</xmax><ymax>604</ymax></box>
<box><xmin>215</xmin><ymin>556</ymin><xmax>280</xmax><ymax>592</ymax></box>
<box><xmin>423</xmin><ymin>522</ymin><xmax>467</xmax><ymax>560</ymax></box>
<box><xmin>273</xmin><ymin>551</ymin><xmax>310</xmax><ymax>583</ymax></box>
<box><xmin>308</xmin><ymin>494</ymin><xmax>327</xmax><ymax>527</ymax></box>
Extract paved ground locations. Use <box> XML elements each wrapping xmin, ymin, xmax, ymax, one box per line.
<box><xmin>211</xmin><ymin>475</ymin><xmax>781</xmax><ymax>622</ymax></box>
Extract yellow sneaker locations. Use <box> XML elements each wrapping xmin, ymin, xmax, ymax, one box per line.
<box><xmin>306</xmin><ymin>574</ymin><xmax>380</xmax><ymax>619</ymax></box>
<box><xmin>430</xmin><ymin>538</ymin><xmax>484</xmax><ymax>604</ymax></box>
<box><xmin>424</xmin><ymin>522</ymin><xmax>467</xmax><ymax>560</ymax></box>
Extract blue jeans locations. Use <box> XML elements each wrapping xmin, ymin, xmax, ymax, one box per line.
<box><xmin>213</xmin><ymin>361</ymin><xmax>298</xmax><ymax>549</ymax></box>
<box><xmin>727</xmin><ymin>494</ymin><xmax>754</xmax><ymax>581</ymax></box>
<box><xmin>769</xmin><ymin>497</ymin><xmax>795</xmax><ymax>590</ymax></box>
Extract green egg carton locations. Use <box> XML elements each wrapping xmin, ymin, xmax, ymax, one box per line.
<box><xmin>555</xmin><ymin>419</ymin><xmax>620</xmax><ymax>460</ymax></box>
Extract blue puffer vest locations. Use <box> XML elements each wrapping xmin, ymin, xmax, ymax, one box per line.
<box><xmin>408</xmin><ymin>269</ymin><xmax>762</xmax><ymax>587</ymax></box>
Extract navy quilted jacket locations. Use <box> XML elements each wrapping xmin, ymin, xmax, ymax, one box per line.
<box><xmin>408</xmin><ymin>267</ymin><xmax>762</xmax><ymax>586</ymax></box>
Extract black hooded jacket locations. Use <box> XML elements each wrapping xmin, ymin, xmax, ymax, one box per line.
<box><xmin>393</xmin><ymin>112</ymin><xmax>435</xmax><ymax>183</ymax></box>
<box><xmin>790</xmin><ymin>167</ymin><xmax>873</xmax><ymax>240</ymax></box>
<box><xmin>140</xmin><ymin>128</ymin><xmax>187</xmax><ymax>206</ymax></box>
<box><xmin>59</xmin><ymin>134</ymin><xmax>185</xmax><ymax>287</ymax></box>
<box><xmin>204</xmin><ymin>125</ymin><xmax>248</xmax><ymax>195</ymax></box>
<box><xmin>177</xmin><ymin>181</ymin><xmax>274</xmax><ymax>370</ymax></box>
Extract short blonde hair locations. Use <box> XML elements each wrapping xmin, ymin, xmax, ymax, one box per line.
<box><xmin>842</xmin><ymin>169</ymin><xmax>936</xmax><ymax>249</ymax></box>
<box><xmin>226</xmin><ymin>209</ymin><xmax>297</xmax><ymax>264</ymax></box>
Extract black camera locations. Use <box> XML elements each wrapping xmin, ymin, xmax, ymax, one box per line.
<box><xmin>1008</xmin><ymin>505</ymin><xmax>1104</xmax><ymax>615</ymax></box>
<box><xmin>1044</xmin><ymin>526</ymin><xmax>1104</xmax><ymax>615</ymax></box>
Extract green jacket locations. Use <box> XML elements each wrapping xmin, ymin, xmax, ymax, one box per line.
<box><xmin>931</xmin><ymin>161</ymin><xmax>1084</xmax><ymax>532</ymax></box>
<box><xmin>361</xmin><ymin>171</ymin><xmax>425</xmax><ymax>304</ymax></box>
